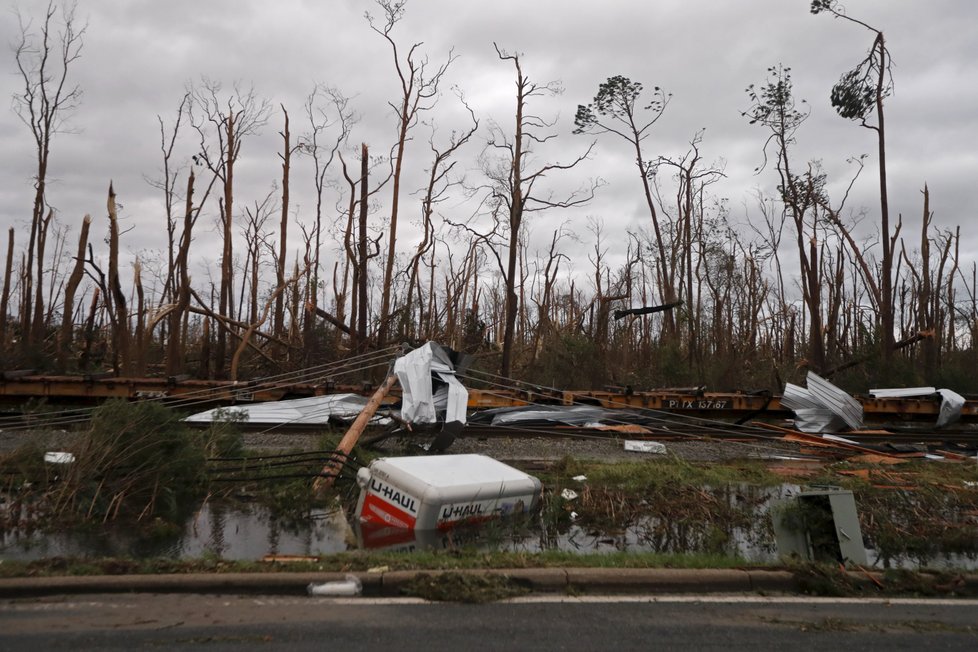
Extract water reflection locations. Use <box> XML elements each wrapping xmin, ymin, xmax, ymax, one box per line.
<box><xmin>0</xmin><ymin>502</ymin><xmax>353</xmax><ymax>561</ymax></box>
<box><xmin>2</xmin><ymin>486</ymin><xmax>976</xmax><ymax>571</ymax></box>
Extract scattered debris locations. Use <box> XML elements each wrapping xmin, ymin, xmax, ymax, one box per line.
<box><xmin>623</xmin><ymin>440</ymin><xmax>667</xmax><ymax>455</ymax></box>
<box><xmin>592</xmin><ymin>424</ymin><xmax>653</xmax><ymax>434</ymax></box>
<box><xmin>469</xmin><ymin>404</ymin><xmax>611</xmax><ymax>427</ymax></box>
<box><xmin>821</xmin><ymin>433</ymin><xmax>861</xmax><ymax>445</ymax></box>
<box><xmin>782</xmin><ymin>384</ymin><xmax>845</xmax><ymax>433</ymax></box>
<box><xmin>307</xmin><ymin>574</ymin><xmax>362</xmax><ymax>597</ymax></box>
<box><xmin>393</xmin><ymin>342</ymin><xmax>469</xmax><ymax>428</ymax></box>
<box><xmin>262</xmin><ymin>555</ymin><xmax>318</xmax><ymax>564</ymax></box>
<box><xmin>560</xmin><ymin>488</ymin><xmax>578</xmax><ymax>501</ymax></box>
<box><xmin>755</xmin><ymin>422</ymin><xmax>905</xmax><ymax>462</ymax></box>
<box><xmin>392</xmin><ymin>342</ymin><xmax>472</xmax><ymax>454</ymax></box>
<box><xmin>846</xmin><ymin>453</ymin><xmax>909</xmax><ymax>466</ymax></box>
<box><xmin>314</xmin><ymin>373</ymin><xmax>400</xmax><ymax>493</ymax></box>
<box><xmin>572</xmin><ymin>475</ymin><xmax>588</xmax><ymax>483</ymax></box>
<box><xmin>43</xmin><ymin>451</ymin><xmax>74</xmax><ymax>464</ymax></box>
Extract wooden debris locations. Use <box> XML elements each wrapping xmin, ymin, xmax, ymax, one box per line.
<box><xmin>591</xmin><ymin>424</ymin><xmax>653</xmax><ymax>434</ymax></box>
<box><xmin>313</xmin><ymin>372</ymin><xmax>399</xmax><ymax>494</ymax></box>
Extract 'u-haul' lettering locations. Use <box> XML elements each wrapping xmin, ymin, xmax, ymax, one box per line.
<box><xmin>369</xmin><ymin>478</ymin><xmax>418</xmax><ymax>514</ymax></box>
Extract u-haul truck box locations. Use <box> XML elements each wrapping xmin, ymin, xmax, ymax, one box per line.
<box><xmin>356</xmin><ymin>454</ymin><xmax>541</xmax><ymax>532</ymax></box>
<box><xmin>356</xmin><ymin>518</ymin><xmax>498</xmax><ymax>552</ymax></box>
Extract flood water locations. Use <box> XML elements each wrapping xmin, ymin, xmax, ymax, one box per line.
<box><xmin>2</xmin><ymin>486</ymin><xmax>976</xmax><ymax>571</ymax></box>
<box><xmin>1</xmin><ymin>502</ymin><xmax>353</xmax><ymax>562</ymax></box>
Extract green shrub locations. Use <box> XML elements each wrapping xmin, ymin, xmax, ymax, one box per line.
<box><xmin>199</xmin><ymin>408</ymin><xmax>246</xmax><ymax>458</ymax></box>
<box><xmin>64</xmin><ymin>400</ymin><xmax>207</xmax><ymax>522</ymax></box>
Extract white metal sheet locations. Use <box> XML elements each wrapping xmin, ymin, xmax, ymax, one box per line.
<box><xmin>806</xmin><ymin>372</ymin><xmax>863</xmax><ymax>430</ymax></box>
<box><xmin>394</xmin><ymin>342</ymin><xmax>468</xmax><ymax>425</ymax></box>
<box><xmin>780</xmin><ymin>383</ymin><xmax>820</xmax><ymax>411</ymax></box>
<box><xmin>869</xmin><ymin>386</ymin><xmax>936</xmax><ymax>398</ymax></box>
<box><xmin>183</xmin><ymin>393</ymin><xmax>375</xmax><ymax>425</ymax></box>
<box><xmin>937</xmin><ymin>388</ymin><xmax>965</xmax><ymax>428</ymax></box>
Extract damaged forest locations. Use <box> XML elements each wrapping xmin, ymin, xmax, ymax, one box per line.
<box><xmin>1</xmin><ymin>0</ymin><xmax>976</xmax><ymax>395</ymax></box>
<box><xmin>4</xmin><ymin>2</ymin><xmax>978</xmax><ymax>595</ymax></box>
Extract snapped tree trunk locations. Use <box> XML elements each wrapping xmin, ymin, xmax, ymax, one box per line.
<box><xmin>107</xmin><ymin>183</ymin><xmax>131</xmax><ymax>376</ymax></box>
<box><xmin>57</xmin><ymin>214</ymin><xmax>91</xmax><ymax>370</ymax></box>
<box><xmin>0</xmin><ymin>229</ymin><xmax>14</xmax><ymax>349</ymax></box>
<box><xmin>357</xmin><ymin>143</ymin><xmax>369</xmax><ymax>352</ymax></box>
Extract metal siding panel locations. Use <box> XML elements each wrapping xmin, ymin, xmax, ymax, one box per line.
<box><xmin>780</xmin><ymin>382</ymin><xmax>820</xmax><ymax>411</ymax></box>
<box><xmin>806</xmin><ymin>372</ymin><xmax>863</xmax><ymax>430</ymax></box>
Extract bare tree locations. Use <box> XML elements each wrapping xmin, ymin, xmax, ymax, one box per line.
<box><xmin>273</xmin><ymin>105</ymin><xmax>302</xmax><ymax>339</ymax></box>
<box><xmin>527</xmin><ymin>227</ymin><xmax>571</xmax><ymax>373</ymax></box>
<box><xmin>302</xmin><ymin>84</ymin><xmax>353</xmax><ymax>327</ymax></box>
<box><xmin>356</xmin><ymin>145</ymin><xmax>371</xmax><ymax>351</ymax></box>
<box><xmin>56</xmin><ymin>213</ymin><xmax>90</xmax><ymax>369</ymax></box>
<box><xmin>150</xmin><ymin>93</ymin><xmax>190</xmax><ymax>308</ymax></box>
<box><xmin>188</xmin><ymin>79</ymin><xmax>271</xmax><ymax>376</ymax></box>
<box><xmin>242</xmin><ymin>189</ymin><xmax>277</xmax><ymax>325</ymax></box>
<box><xmin>574</xmin><ymin>76</ymin><xmax>675</xmax><ymax>332</ymax></box>
<box><xmin>812</xmin><ymin>0</ymin><xmax>896</xmax><ymax>363</ymax></box>
<box><xmin>743</xmin><ymin>65</ymin><xmax>833</xmax><ymax>371</ymax></box>
<box><xmin>337</xmin><ymin>145</ymin><xmax>387</xmax><ymax>353</ymax></box>
<box><xmin>12</xmin><ymin>0</ymin><xmax>85</xmax><ymax>345</ymax></box>
<box><xmin>900</xmin><ymin>186</ymin><xmax>957</xmax><ymax>376</ymax></box>
<box><xmin>230</xmin><ymin>264</ymin><xmax>307</xmax><ymax>381</ymax></box>
<box><xmin>0</xmin><ymin>229</ymin><xmax>14</xmax><ymax>349</ymax></box>
<box><xmin>486</xmin><ymin>43</ymin><xmax>596</xmax><ymax>378</ymax></box>
<box><xmin>653</xmin><ymin>131</ymin><xmax>725</xmax><ymax>360</ymax></box>
<box><xmin>367</xmin><ymin>0</ymin><xmax>455</xmax><ymax>347</ymax></box>
<box><xmin>159</xmin><ymin>151</ymin><xmax>220</xmax><ymax>376</ymax></box>
<box><xmin>106</xmin><ymin>183</ymin><xmax>130</xmax><ymax>375</ymax></box>
<box><xmin>402</xmin><ymin>94</ymin><xmax>478</xmax><ymax>340</ymax></box>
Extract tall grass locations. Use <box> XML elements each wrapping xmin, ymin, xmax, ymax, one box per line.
<box><xmin>57</xmin><ymin>400</ymin><xmax>208</xmax><ymax>522</ymax></box>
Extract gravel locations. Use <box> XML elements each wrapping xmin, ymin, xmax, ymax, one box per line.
<box><xmin>443</xmin><ymin>434</ymin><xmax>799</xmax><ymax>463</ymax></box>
<box><xmin>1</xmin><ymin>425</ymin><xmax>802</xmax><ymax>464</ymax></box>
<box><xmin>0</xmin><ymin>428</ymin><xmax>85</xmax><ymax>454</ymax></box>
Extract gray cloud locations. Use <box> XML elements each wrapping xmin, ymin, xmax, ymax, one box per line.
<box><xmin>1</xmin><ymin>0</ymin><xmax>975</xmax><ymax>298</ymax></box>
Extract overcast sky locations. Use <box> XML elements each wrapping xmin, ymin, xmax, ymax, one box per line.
<box><xmin>2</xmin><ymin>0</ymin><xmax>975</xmax><ymax>302</ymax></box>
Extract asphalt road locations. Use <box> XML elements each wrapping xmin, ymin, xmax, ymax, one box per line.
<box><xmin>1</xmin><ymin>593</ymin><xmax>976</xmax><ymax>651</ymax></box>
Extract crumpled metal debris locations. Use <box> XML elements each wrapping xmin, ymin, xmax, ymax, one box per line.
<box><xmin>869</xmin><ymin>386</ymin><xmax>966</xmax><ymax>429</ymax></box>
<box><xmin>782</xmin><ymin>372</ymin><xmax>863</xmax><ymax>433</ymax></box>
<box><xmin>393</xmin><ymin>342</ymin><xmax>468</xmax><ymax>427</ymax></box>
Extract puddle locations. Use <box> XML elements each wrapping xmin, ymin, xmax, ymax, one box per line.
<box><xmin>0</xmin><ymin>503</ymin><xmax>353</xmax><ymax>561</ymax></box>
<box><xmin>2</xmin><ymin>485</ymin><xmax>976</xmax><ymax>571</ymax></box>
